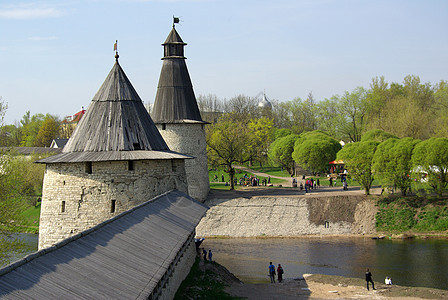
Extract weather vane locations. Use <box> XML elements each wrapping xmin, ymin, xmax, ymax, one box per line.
<box><xmin>114</xmin><ymin>40</ymin><xmax>119</xmax><ymax>61</ymax></box>
<box><xmin>173</xmin><ymin>16</ymin><xmax>180</xmax><ymax>28</ymax></box>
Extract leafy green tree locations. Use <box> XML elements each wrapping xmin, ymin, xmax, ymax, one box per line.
<box><xmin>412</xmin><ymin>138</ymin><xmax>448</xmax><ymax>196</ymax></box>
<box><xmin>337</xmin><ymin>87</ymin><xmax>369</xmax><ymax>142</ymax></box>
<box><xmin>207</xmin><ymin>113</ymin><xmax>249</xmax><ymax>190</ymax></box>
<box><xmin>0</xmin><ymin>154</ymin><xmax>28</xmax><ymax>264</ymax></box>
<box><xmin>34</xmin><ymin>116</ymin><xmax>60</xmax><ymax>147</ymax></box>
<box><xmin>19</xmin><ymin>111</ymin><xmax>45</xmax><ymax>147</ymax></box>
<box><xmin>372</xmin><ymin>137</ymin><xmax>420</xmax><ymax>195</ymax></box>
<box><xmin>361</xmin><ymin>129</ymin><xmax>398</xmax><ymax>143</ymax></box>
<box><xmin>337</xmin><ymin>141</ymin><xmax>379</xmax><ymax>195</ymax></box>
<box><xmin>292</xmin><ymin>131</ymin><xmax>341</xmax><ymax>174</ymax></box>
<box><xmin>273</xmin><ymin>128</ymin><xmax>293</xmax><ymax>140</ymax></box>
<box><xmin>247</xmin><ymin>117</ymin><xmax>274</xmax><ymax>167</ymax></box>
<box><xmin>315</xmin><ymin>96</ymin><xmax>345</xmax><ymax>140</ymax></box>
<box><xmin>433</xmin><ymin>81</ymin><xmax>448</xmax><ymax>137</ymax></box>
<box><xmin>267</xmin><ymin>134</ymin><xmax>299</xmax><ymax>175</ymax></box>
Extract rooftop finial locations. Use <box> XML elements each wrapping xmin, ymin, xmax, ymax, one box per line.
<box><xmin>114</xmin><ymin>40</ymin><xmax>119</xmax><ymax>62</ymax></box>
<box><xmin>173</xmin><ymin>16</ymin><xmax>180</xmax><ymax>28</ymax></box>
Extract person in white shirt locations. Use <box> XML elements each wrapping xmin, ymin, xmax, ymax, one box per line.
<box><xmin>385</xmin><ymin>276</ymin><xmax>392</xmax><ymax>285</ymax></box>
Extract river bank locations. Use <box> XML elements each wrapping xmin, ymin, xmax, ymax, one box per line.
<box><xmin>225</xmin><ymin>273</ymin><xmax>448</xmax><ymax>299</ymax></box>
<box><xmin>176</xmin><ymin>258</ymin><xmax>448</xmax><ymax>299</ymax></box>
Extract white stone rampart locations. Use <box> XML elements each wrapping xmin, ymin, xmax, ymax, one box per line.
<box><xmin>196</xmin><ymin>195</ymin><xmax>377</xmax><ymax>237</ymax></box>
<box><xmin>157</xmin><ymin>236</ymin><xmax>197</xmax><ymax>300</ymax></box>
<box><xmin>39</xmin><ymin>159</ymin><xmax>187</xmax><ymax>249</ymax></box>
<box><xmin>157</xmin><ymin>123</ymin><xmax>209</xmax><ymax>201</ymax></box>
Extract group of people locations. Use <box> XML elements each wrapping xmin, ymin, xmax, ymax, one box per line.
<box><xmin>365</xmin><ymin>269</ymin><xmax>392</xmax><ymax>291</ymax></box>
<box><xmin>268</xmin><ymin>262</ymin><xmax>284</xmax><ymax>283</ymax></box>
<box><xmin>202</xmin><ymin>248</ymin><xmax>213</xmax><ymax>262</ymax></box>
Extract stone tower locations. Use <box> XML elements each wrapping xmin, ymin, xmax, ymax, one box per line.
<box><xmin>37</xmin><ymin>54</ymin><xmax>190</xmax><ymax>250</ymax></box>
<box><xmin>151</xmin><ymin>25</ymin><xmax>210</xmax><ymax>201</ymax></box>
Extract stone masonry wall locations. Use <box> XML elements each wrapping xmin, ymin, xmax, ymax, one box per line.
<box><xmin>158</xmin><ymin>238</ymin><xmax>197</xmax><ymax>300</ymax></box>
<box><xmin>157</xmin><ymin>123</ymin><xmax>210</xmax><ymax>201</ymax></box>
<box><xmin>39</xmin><ymin>159</ymin><xmax>187</xmax><ymax>250</ymax></box>
<box><xmin>196</xmin><ymin>195</ymin><xmax>377</xmax><ymax>237</ymax></box>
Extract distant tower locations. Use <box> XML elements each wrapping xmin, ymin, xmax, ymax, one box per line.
<box><xmin>258</xmin><ymin>92</ymin><xmax>272</xmax><ymax>109</ymax></box>
<box><xmin>37</xmin><ymin>53</ymin><xmax>190</xmax><ymax>249</ymax></box>
<box><xmin>151</xmin><ymin>23</ymin><xmax>210</xmax><ymax>201</ymax></box>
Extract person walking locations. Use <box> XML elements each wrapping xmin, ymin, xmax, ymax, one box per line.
<box><xmin>268</xmin><ymin>262</ymin><xmax>276</xmax><ymax>283</ymax></box>
<box><xmin>365</xmin><ymin>268</ymin><xmax>375</xmax><ymax>290</ymax></box>
<box><xmin>208</xmin><ymin>250</ymin><xmax>213</xmax><ymax>262</ymax></box>
<box><xmin>277</xmin><ymin>264</ymin><xmax>284</xmax><ymax>283</ymax></box>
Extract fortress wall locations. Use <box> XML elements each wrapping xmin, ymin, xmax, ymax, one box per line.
<box><xmin>196</xmin><ymin>195</ymin><xmax>377</xmax><ymax>237</ymax></box>
<box><xmin>158</xmin><ymin>237</ymin><xmax>197</xmax><ymax>300</ymax></box>
<box><xmin>157</xmin><ymin>123</ymin><xmax>210</xmax><ymax>201</ymax></box>
<box><xmin>39</xmin><ymin>159</ymin><xmax>188</xmax><ymax>250</ymax></box>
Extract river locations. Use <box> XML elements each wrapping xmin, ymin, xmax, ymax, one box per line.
<box><xmin>201</xmin><ymin>237</ymin><xmax>448</xmax><ymax>290</ymax></box>
<box><xmin>3</xmin><ymin>235</ymin><xmax>447</xmax><ymax>290</ymax></box>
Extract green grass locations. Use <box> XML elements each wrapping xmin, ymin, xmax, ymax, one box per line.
<box><xmin>19</xmin><ymin>203</ymin><xmax>41</xmax><ymax>233</ymax></box>
<box><xmin>174</xmin><ymin>258</ymin><xmax>244</xmax><ymax>300</ymax></box>
<box><xmin>245</xmin><ymin>165</ymin><xmax>291</xmax><ymax>177</ymax></box>
<box><xmin>376</xmin><ymin>196</ymin><xmax>448</xmax><ymax>232</ymax></box>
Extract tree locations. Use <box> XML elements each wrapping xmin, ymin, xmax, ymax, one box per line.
<box><xmin>315</xmin><ymin>96</ymin><xmax>345</xmax><ymax>140</ymax></box>
<box><xmin>224</xmin><ymin>95</ymin><xmax>257</xmax><ymax>123</ymax></box>
<box><xmin>361</xmin><ymin>129</ymin><xmax>398</xmax><ymax>143</ymax></box>
<box><xmin>412</xmin><ymin>138</ymin><xmax>448</xmax><ymax>196</ymax></box>
<box><xmin>0</xmin><ymin>97</ymin><xmax>6</xmax><ymax>126</ymax></box>
<box><xmin>267</xmin><ymin>134</ymin><xmax>299</xmax><ymax>175</ymax></box>
<box><xmin>337</xmin><ymin>141</ymin><xmax>379</xmax><ymax>195</ymax></box>
<box><xmin>196</xmin><ymin>94</ymin><xmax>224</xmax><ymax>124</ymax></box>
<box><xmin>372</xmin><ymin>137</ymin><xmax>420</xmax><ymax>195</ymax></box>
<box><xmin>207</xmin><ymin>113</ymin><xmax>249</xmax><ymax>190</ymax></box>
<box><xmin>337</xmin><ymin>87</ymin><xmax>369</xmax><ymax>142</ymax></box>
<box><xmin>433</xmin><ymin>81</ymin><xmax>448</xmax><ymax>137</ymax></box>
<box><xmin>34</xmin><ymin>116</ymin><xmax>60</xmax><ymax>147</ymax></box>
<box><xmin>246</xmin><ymin>117</ymin><xmax>274</xmax><ymax>167</ymax></box>
<box><xmin>292</xmin><ymin>131</ymin><xmax>341</xmax><ymax>174</ymax></box>
<box><xmin>273</xmin><ymin>128</ymin><xmax>293</xmax><ymax>140</ymax></box>
<box><xmin>19</xmin><ymin>111</ymin><xmax>45</xmax><ymax>147</ymax></box>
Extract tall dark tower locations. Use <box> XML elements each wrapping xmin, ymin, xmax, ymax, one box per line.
<box><xmin>152</xmin><ymin>23</ymin><xmax>209</xmax><ymax>201</ymax></box>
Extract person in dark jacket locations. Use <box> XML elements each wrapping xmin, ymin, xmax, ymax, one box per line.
<box><xmin>277</xmin><ymin>264</ymin><xmax>284</xmax><ymax>282</ymax></box>
<box><xmin>365</xmin><ymin>268</ymin><xmax>375</xmax><ymax>290</ymax></box>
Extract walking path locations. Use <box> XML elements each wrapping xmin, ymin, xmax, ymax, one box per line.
<box><xmin>231</xmin><ymin>165</ymin><xmax>382</xmax><ymax>196</ymax></box>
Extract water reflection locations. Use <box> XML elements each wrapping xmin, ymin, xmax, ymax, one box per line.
<box><xmin>202</xmin><ymin>237</ymin><xmax>448</xmax><ymax>290</ymax></box>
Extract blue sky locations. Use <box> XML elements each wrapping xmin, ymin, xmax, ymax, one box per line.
<box><xmin>1</xmin><ymin>0</ymin><xmax>447</xmax><ymax>124</ymax></box>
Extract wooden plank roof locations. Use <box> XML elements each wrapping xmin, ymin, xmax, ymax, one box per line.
<box><xmin>0</xmin><ymin>190</ymin><xmax>208</xmax><ymax>299</ymax></box>
<box><xmin>151</xmin><ymin>28</ymin><xmax>206</xmax><ymax>124</ymax></box>
<box><xmin>36</xmin><ymin>149</ymin><xmax>192</xmax><ymax>163</ymax></box>
<box><xmin>62</xmin><ymin>60</ymin><xmax>169</xmax><ymax>154</ymax></box>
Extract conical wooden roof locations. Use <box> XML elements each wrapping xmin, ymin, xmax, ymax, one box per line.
<box><xmin>38</xmin><ymin>58</ymin><xmax>191</xmax><ymax>163</ymax></box>
<box><xmin>152</xmin><ymin>27</ymin><xmax>206</xmax><ymax>124</ymax></box>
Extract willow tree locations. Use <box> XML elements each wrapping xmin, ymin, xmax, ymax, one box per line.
<box><xmin>268</xmin><ymin>133</ymin><xmax>299</xmax><ymax>175</ymax></box>
<box><xmin>412</xmin><ymin>138</ymin><xmax>448</xmax><ymax>196</ymax></box>
<box><xmin>372</xmin><ymin>137</ymin><xmax>420</xmax><ymax>195</ymax></box>
<box><xmin>337</xmin><ymin>140</ymin><xmax>379</xmax><ymax>195</ymax></box>
<box><xmin>292</xmin><ymin>131</ymin><xmax>341</xmax><ymax>174</ymax></box>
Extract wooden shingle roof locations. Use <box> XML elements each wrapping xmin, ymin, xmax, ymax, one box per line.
<box><xmin>38</xmin><ymin>58</ymin><xmax>190</xmax><ymax>163</ymax></box>
<box><xmin>0</xmin><ymin>190</ymin><xmax>208</xmax><ymax>299</ymax></box>
<box><xmin>151</xmin><ymin>27</ymin><xmax>206</xmax><ymax>124</ymax></box>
